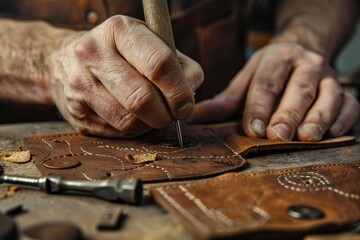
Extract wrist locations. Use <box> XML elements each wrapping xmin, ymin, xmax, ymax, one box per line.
<box><xmin>270</xmin><ymin>16</ymin><xmax>331</xmax><ymax>61</ymax></box>
<box><xmin>46</xmin><ymin>26</ymin><xmax>81</xmax><ymax>103</ymax></box>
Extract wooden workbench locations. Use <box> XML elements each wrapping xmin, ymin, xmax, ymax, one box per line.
<box><xmin>0</xmin><ymin>120</ymin><xmax>359</xmax><ymax>240</ymax></box>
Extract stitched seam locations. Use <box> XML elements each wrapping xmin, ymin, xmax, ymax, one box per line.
<box><xmin>156</xmin><ymin>187</ymin><xmax>210</xmax><ymax>234</ymax></box>
<box><xmin>158</xmin><ymin>162</ymin><xmax>360</xmax><ymax>189</ymax></box>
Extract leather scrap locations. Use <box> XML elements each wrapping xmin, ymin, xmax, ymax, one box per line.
<box><xmin>0</xmin><ymin>185</ymin><xmax>20</xmax><ymax>200</ymax></box>
<box><xmin>125</xmin><ymin>153</ymin><xmax>158</xmax><ymax>164</ymax></box>
<box><xmin>0</xmin><ymin>150</ymin><xmax>31</xmax><ymax>163</ymax></box>
<box><xmin>150</xmin><ymin>162</ymin><xmax>360</xmax><ymax>239</ymax></box>
<box><xmin>21</xmin><ymin>122</ymin><xmax>355</xmax><ymax>182</ymax></box>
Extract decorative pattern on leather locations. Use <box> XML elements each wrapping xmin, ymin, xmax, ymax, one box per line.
<box><xmin>150</xmin><ymin>162</ymin><xmax>360</xmax><ymax>239</ymax></box>
<box><xmin>22</xmin><ymin>122</ymin><xmax>355</xmax><ymax>182</ymax></box>
<box><xmin>22</xmin><ymin>123</ymin><xmax>247</xmax><ymax>182</ymax></box>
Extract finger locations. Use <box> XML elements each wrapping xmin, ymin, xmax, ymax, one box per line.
<box><xmin>74</xmin><ymin>38</ymin><xmax>173</xmax><ymax>129</ymax></box>
<box><xmin>107</xmin><ymin>16</ymin><xmax>195</xmax><ymax>119</ymax></box>
<box><xmin>242</xmin><ymin>51</ymin><xmax>293</xmax><ymax>138</ymax></box>
<box><xmin>177</xmin><ymin>51</ymin><xmax>204</xmax><ymax>92</ymax></box>
<box><xmin>266</xmin><ymin>63</ymin><xmax>322</xmax><ymax>141</ymax></box>
<box><xmin>70</xmin><ymin>111</ymin><xmax>145</xmax><ymax>138</ymax></box>
<box><xmin>66</xmin><ymin>93</ymin><xmax>151</xmax><ymax>138</ymax></box>
<box><xmin>191</xmin><ymin>54</ymin><xmax>260</xmax><ymax>122</ymax></box>
<box><xmin>328</xmin><ymin>92</ymin><xmax>360</xmax><ymax>137</ymax></box>
<box><xmin>62</xmin><ymin>97</ymin><xmax>129</xmax><ymax>138</ymax></box>
<box><xmin>81</xmin><ymin>80</ymin><xmax>152</xmax><ymax>136</ymax></box>
<box><xmin>297</xmin><ymin>76</ymin><xmax>343</xmax><ymax>141</ymax></box>
<box><xmin>191</xmin><ymin>97</ymin><xmax>240</xmax><ymax>123</ymax></box>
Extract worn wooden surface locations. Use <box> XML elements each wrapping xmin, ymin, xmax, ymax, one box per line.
<box><xmin>0</xmin><ymin>120</ymin><xmax>359</xmax><ymax>240</ymax></box>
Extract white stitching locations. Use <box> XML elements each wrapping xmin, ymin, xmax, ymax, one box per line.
<box><xmin>179</xmin><ymin>185</ymin><xmax>234</xmax><ymax>226</ymax></box>
<box><xmin>277</xmin><ymin>171</ymin><xmax>360</xmax><ymax>199</ymax></box>
<box><xmin>156</xmin><ymin>187</ymin><xmax>210</xmax><ymax>234</ymax></box>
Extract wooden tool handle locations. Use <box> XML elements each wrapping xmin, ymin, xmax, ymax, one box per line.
<box><xmin>142</xmin><ymin>0</ymin><xmax>176</xmax><ymax>51</ymax></box>
<box><xmin>142</xmin><ymin>0</ymin><xmax>184</xmax><ymax>148</ymax></box>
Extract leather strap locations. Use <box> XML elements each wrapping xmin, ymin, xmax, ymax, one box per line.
<box><xmin>150</xmin><ymin>162</ymin><xmax>360</xmax><ymax>239</ymax></box>
<box><xmin>22</xmin><ymin>121</ymin><xmax>355</xmax><ymax>183</ymax></box>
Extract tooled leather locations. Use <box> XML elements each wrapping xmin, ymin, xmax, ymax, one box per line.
<box><xmin>22</xmin><ymin>122</ymin><xmax>355</xmax><ymax>183</ymax></box>
<box><xmin>150</xmin><ymin>162</ymin><xmax>360</xmax><ymax>239</ymax></box>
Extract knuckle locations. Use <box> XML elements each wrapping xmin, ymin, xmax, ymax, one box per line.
<box><xmin>307</xmin><ymin>52</ymin><xmax>325</xmax><ymax>67</ymax></box>
<box><xmin>165</xmin><ymin>85</ymin><xmax>194</xmax><ymax>117</ymax></box>
<box><xmin>115</xmin><ymin>112</ymin><xmax>138</xmax><ymax>132</ymax></box>
<box><xmin>255</xmin><ymin>76</ymin><xmax>282</xmax><ymax>98</ymax></box>
<box><xmin>313</xmin><ymin>110</ymin><xmax>331</xmax><ymax>126</ymax></box>
<box><xmin>68</xmin><ymin>75</ymin><xmax>91</xmax><ymax>93</ymax></box>
<box><xmin>74</xmin><ymin>38</ymin><xmax>100</xmax><ymax>62</ymax></box>
<box><xmin>66</xmin><ymin>100</ymin><xmax>89</xmax><ymax>120</ymax></box>
<box><xmin>114</xmin><ymin>112</ymin><xmax>151</xmax><ymax>137</ymax></box>
<box><xmin>277</xmin><ymin>108</ymin><xmax>303</xmax><ymax>126</ymax></box>
<box><xmin>245</xmin><ymin>102</ymin><xmax>272</xmax><ymax>117</ymax></box>
<box><xmin>146</xmin><ymin>47</ymin><xmax>175</xmax><ymax>80</ymax></box>
<box><xmin>103</xmin><ymin>15</ymin><xmax>144</xmax><ymax>51</ymax></box>
<box><xmin>297</xmin><ymin>82</ymin><xmax>316</xmax><ymax>102</ymax></box>
<box><xmin>124</xmin><ymin>85</ymin><xmax>154</xmax><ymax>114</ymax></box>
<box><xmin>168</xmin><ymin>84</ymin><xmax>193</xmax><ymax>102</ymax></box>
<box><xmin>277</xmin><ymin>44</ymin><xmax>298</xmax><ymax>61</ymax></box>
<box><xmin>104</xmin><ymin>15</ymin><xmax>127</xmax><ymax>33</ymax></box>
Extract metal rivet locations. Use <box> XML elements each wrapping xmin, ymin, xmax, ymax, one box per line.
<box><xmin>43</xmin><ymin>158</ymin><xmax>81</xmax><ymax>169</ymax></box>
<box><xmin>86</xmin><ymin>10</ymin><xmax>99</xmax><ymax>25</ymax></box>
<box><xmin>287</xmin><ymin>205</ymin><xmax>325</xmax><ymax>219</ymax></box>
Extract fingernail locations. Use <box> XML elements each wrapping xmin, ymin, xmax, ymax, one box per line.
<box><xmin>329</xmin><ymin>122</ymin><xmax>344</xmax><ymax>137</ymax></box>
<box><xmin>299</xmin><ymin>123</ymin><xmax>322</xmax><ymax>141</ymax></box>
<box><xmin>177</xmin><ymin>102</ymin><xmax>193</xmax><ymax>119</ymax></box>
<box><xmin>271</xmin><ymin>123</ymin><xmax>291</xmax><ymax>141</ymax></box>
<box><xmin>250</xmin><ymin>118</ymin><xmax>266</xmax><ymax>137</ymax></box>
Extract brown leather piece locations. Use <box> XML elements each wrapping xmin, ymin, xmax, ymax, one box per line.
<box><xmin>22</xmin><ymin>122</ymin><xmax>355</xmax><ymax>183</ymax></box>
<box><xmin>150</xmin><ymin>162</ymin><xmax>360</xmax><ymax>239</ymax></box>
<box><xmin>226</xmin><ymin>134</ymin><xmax>356</xmax><ymax>156</ymax></box>
<box><xmin>22</xmin><ymin>123</ymin><xmax>246</xmax><ymax>182</ymax></box>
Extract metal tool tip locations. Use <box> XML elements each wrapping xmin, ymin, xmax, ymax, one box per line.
<box><xmin>175</xmin><ymin>120</ymin><xmax>184</xmax><ymax>148</ymax></box>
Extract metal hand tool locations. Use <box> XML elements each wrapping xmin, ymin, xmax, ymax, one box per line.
<box><xmin>142</xmin><ymin>0</ymin><xmax>184</xmax><ymax>148</ymax></box>
<box><xmin>0</xmin><ymin>174</ymin><xmax>143</xmax><ymax>204</ymax></box>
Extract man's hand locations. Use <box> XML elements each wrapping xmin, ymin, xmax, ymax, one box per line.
<box><xmin>49</xmin><ymin>16</ymin><xmax>203</xmax><ymax>137</ymax></box>
<box><xmin>192</xmin><ymin>43</ymin><xmax>360</xmax><ymax>141</ymax></box>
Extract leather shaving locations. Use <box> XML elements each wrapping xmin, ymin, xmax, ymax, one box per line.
<box><xmin>125</xmin><ymin>153</ymin><xmax>157</xmax><ymax>164</ymax></box>
<box><xmin>0</xmin><ymin>150</ymin><xmax>31</xmax><ymax>163</ymax></box>
<box><xmin>0</xmin><ymin>185</ymin><xmax>20</xmax><ymax>200</ymax></box>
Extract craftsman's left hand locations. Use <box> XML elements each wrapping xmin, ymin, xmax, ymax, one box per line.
<box><xmin>191</xmin><ymin>42</ymin><xmax>360</xmax><ymax>141</ymax></box>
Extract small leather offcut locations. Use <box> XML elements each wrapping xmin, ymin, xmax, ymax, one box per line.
<box><xmin>22</xmin><ymin>122</ymin><xmax>355</xmax><ymax>183</ymax></box>
<box><xmin>150</xmin><ymin>162</ymin><xmax>360</xmax><ymax>239</ymax></box>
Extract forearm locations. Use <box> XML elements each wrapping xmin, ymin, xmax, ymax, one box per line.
<box><xmin>0</xmin><ymin>18</ymin><xmax>74</xmax><ymax>104</ymax></box>
<box><xmin>271</xmin><ymin>0</ymin><xmax>358</xmax><ymax>61</ymax></box>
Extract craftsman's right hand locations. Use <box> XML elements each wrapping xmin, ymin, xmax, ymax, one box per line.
<box><xmin>49</xmin><ymin>16</ymin><xmax>203</xmax><ymax>137</ymax></box>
